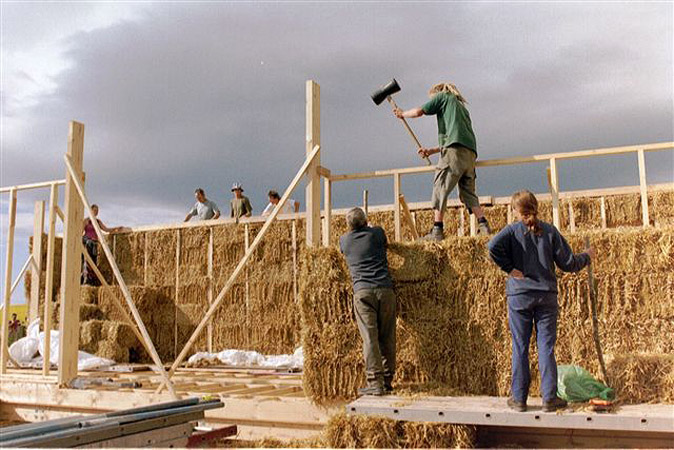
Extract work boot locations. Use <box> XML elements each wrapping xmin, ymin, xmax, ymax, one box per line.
<box><xmin>542</xmin><ymin>397</ymin><xmax>568</xmax><ymax>412</ymax></box>
<box><xmin>507</xmin><ymin>397</ymin><xmax>527</xmax><ymax>412</ymax></box>
<box><xmin>477</xmin><ymin>219</ymin><xmax>492</xmax><ymax>236</ymax></box>
<box><xmin>384</xmin><ymin>377</ymin><xmax>394</xmax><ymax>394</ymax></box>
<box><xmin>420</xmin><ymin>226</ymin><xmax>444</xmax><ymax>241</ymax></box>
<box><xmin>358</xmin><ymin>385</ymin><xmax>385</xmax><ymax>396</ymax></box>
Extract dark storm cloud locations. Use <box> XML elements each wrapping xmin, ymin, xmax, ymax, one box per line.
<box><xmin>3</xmin><ymin>2</ymin><xmax>672</xmax><ymax>220</ymax></box>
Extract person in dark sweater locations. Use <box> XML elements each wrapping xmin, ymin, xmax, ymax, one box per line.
<box><xmin>340</xmin><ymin>207</ymin><xmax>396</xmax><ymax>396</ymax></box>
<box><xmin>488</xmin><ymin>190</ymin><xmax>595</xmax><ymax>412</ymax></box>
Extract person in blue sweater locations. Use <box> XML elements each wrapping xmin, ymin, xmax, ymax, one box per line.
<box><xmin>488</xmin><ymin>190</ymin><xmax>595</xmax><ymax>412</ymax></box>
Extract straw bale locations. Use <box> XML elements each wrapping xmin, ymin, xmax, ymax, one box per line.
<box><xmin>97</xmin><ymin>340</ymin><xmax>129</xmax><ymax>362</ymax></box>
<box><xmin>114</xmin><ymin>233</ymin><xmax>146</xmax><ymax>285</ymax></box>
<box><xmin>324</xmin><ymin>412</ymin><xmax>476</xmax><ymax>448</ymax></box>
<box><xmin>651</xmin><ymin>190</ymin><xmax>674</xmax><ymax>227</ymax></box>
<box><xmin>145</xmin><ymin>230</ymin><xmax>176</xmax><ymax>286</ymax></box>
<box><xmin>301</xmin><ymin>226</ymin><xmax>674</xmax><ymax>404</ymax></box>
<box><xmin>102</xmin><ymin>321</ymin><xmax>138</xmax><ymax>348</ymax></box>
<box><xmin>79</xmin><ymin>303</ymin><xmax>104</xmax><ymax>321</ymax></box>
<box><xmin>608</xmin><ymin>354</ymin><xmax>674</xmax><ymax>404</ymax></box>
<box><xmin>179</xmin><ymin>227</ymin><xmax>209</xmax><ymax>282</ymax></box>
<box><xmin>81</xmin><ymin>286</ymin><xmax>98</xmax><ymax>305</ymax></box>
<box><xmin>79</xmin><ymin>320</ymin><xmax>103</xmax><ymax>354</ymax></box>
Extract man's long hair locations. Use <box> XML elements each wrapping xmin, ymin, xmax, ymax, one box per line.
<box><xmin>429</xmin><ymin>82</ymin><xmax>468</xmax><ymax>105</ymax></box>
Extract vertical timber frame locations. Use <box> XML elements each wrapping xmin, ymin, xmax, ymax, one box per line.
<box><xmin>29</xmin><ymin>201</ymin><xmax>45</xmax><ymax>321</ymax></box>
<box><xmin>322</xmin><ymin>176</ymin><xmax>332</xmax><ymax>247</ymax></box>
<box><xmin>43</xmin><ymin>183</ymin><xmax>58</xmax><ymax>375</ymax></box>
<box><xmin>549</xmin><ymin>157</ymin><xmax>561</xmax><ymax>229</ymax></box>
<box><xmin>305</xmin><ymin>80</ymin><xmax>321</xmax><ymax>247</ymax></box>
<box><xmin>58</xmin><ymin>121</ymin><xmax>85</xmax><ymax>386</ymax></box>
<box><xmin>0</xmin><ymin>188</ymin><xmax>17</xmax><ymax>373</ymax></box>
<box><xmin>207</xmin><ymin>227</ymin><xmax>214</xmax><ymax>352</ymax></box>
<box><xmin>637</xmin><ymin>149</ymin><xmax>649</xmax><ymax>227</ymax></box>
<box><xmin>393</xmin><ymin>173</ymin><xmax>401</xmax><ymax>241</ymax></box>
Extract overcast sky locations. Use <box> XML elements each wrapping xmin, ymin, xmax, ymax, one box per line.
<box><xmin>2</xmin><ymin>2</ymin><xmax>673</xmax><ymax>304</ymax></box>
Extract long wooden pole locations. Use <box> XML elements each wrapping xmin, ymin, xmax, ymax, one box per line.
<box><xmin>43</xmin><ymin>182</ymin><xmax>58</xmax><ymax>375</ymax></box>
<box><xmin>393</xmin><ymin>174</ymin><xmax>401</xmax><ymax>241</ymax></box>
<box><xmin>398</xmin><ymin>195</ymin><xmax>419</xmax><ymax>240</ymax></box>
<box><xmin>548</xmin><ymin>159</ymin><xmax>561</xmax><ymax>229</ymax></box>
<box><xmin>58</xmin><ymin>121</ymin><xmax>85</xmax><ymax>386</ymax></box>
<box><xmin>637</xmin><ymin>149</ymin><xmax>649</xmax><ymax>227</ymax></box>
<box><xmin>29</xmin><ymin>201</ymin><xmax>45</xmax><ymax>321</ymax></box>
<box><xmin>64</xmin><ymin>155</ymin><xmax>177</xmax><ymax>398</ymax></box>
<box><xmin>305</xmin><ymin>81</ymin><xmax>321</xmax><ymax>247</ymax></box>
<box><xmin>9</xmin><ymin>256</ymin><xmax>34</xmax><ymax>296</ymax></box>
<box><xmin>156</xmin><ymin>145</ymin><xmax>321</xmax><ymax>393</ymax></box>
<box><xmin>207</xmin><ymin>227</ymin><xmax>214</xmax><ymax>353</ymax></box>
<box><xmin>585</xmin><ymin>236</ymin><xmax>608</xmax><ymax>385</ymax></box>
<box><xmin>1</xmin><ymin>188</ymin><xmax>17</xmax><ymax>374</ymax></box>
<box><xmin>323</xmin><ymin>179</ymin><xmax>331</xmax><ymax>247</ymax></box>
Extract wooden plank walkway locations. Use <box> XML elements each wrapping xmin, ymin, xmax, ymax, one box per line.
<box><xmin>348</xmin><ymin>395</ymin><xmax>674</xmax><ymax>434</ymax></box>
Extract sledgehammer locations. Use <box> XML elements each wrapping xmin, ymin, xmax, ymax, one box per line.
<box><xmin>371</xmin><ymin>79</ymin><xmax>431</xmax><ymax>166</ymax></box>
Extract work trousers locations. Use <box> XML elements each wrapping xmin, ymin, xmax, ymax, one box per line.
<box><xmin>353</xmin><ymin>287</ymin><xmax>396</xmax><ymax>387</ymax></box>
<box><xmin>507</xmin><ymin>292</ymin><xmax>558</xmax><ymax>403</ymax></box>
<box><xmin>431</xmin><ymin>145</ymin><xmax>480</xmax><ymax>212</ymax></box>
<box><xmin>81</xmin><ymin>237</ymin><xmax>100</xmax><ymax>286</ymax></box>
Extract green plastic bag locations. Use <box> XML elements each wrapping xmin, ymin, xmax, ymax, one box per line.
<box><xmin>557</xmin><ymin>365</ymin><xmax>615</xmax><ymax>402</ymax></box>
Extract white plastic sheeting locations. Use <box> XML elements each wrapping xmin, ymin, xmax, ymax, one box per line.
<box><xmin>187</xmin><ymin>347</ymin><xmax>303</xmax><ymax>368</ymax></box>
<box><xmin>8</xmin><ymin>318</ymin><xmax>114</xmax><ymax>370</ymax></box>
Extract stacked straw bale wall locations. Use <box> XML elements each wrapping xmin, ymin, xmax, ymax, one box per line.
<box><xmin>300</xmin><ymin>227</ymin><xmax>674</xmax><ymax>404</ymax></box>
<box><xmin>25</xmin><ymin>191</ymin><xmax>674</xmax><ymax>376</ymax></box>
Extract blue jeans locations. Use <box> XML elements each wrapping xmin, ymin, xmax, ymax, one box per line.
<box><xmin>508</xmin><ymin>292</ymin><xmax>558</xmax><ymax>403</ymax></box>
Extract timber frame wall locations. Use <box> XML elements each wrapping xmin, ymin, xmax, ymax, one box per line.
<box><xmin>1</xmin><ymin>79</ymin><xmax>672</xmax><ymax>391</ymax></box>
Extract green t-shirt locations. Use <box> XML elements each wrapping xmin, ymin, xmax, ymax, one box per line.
<box><xmin>230</xmin><ymin>196</ymin><xmax>253</xmax><ymax>219</ymax></box>
<box><xmin>422</xmin><ymin>92</ymin><xmax>477</xmax><ymax>155</ymax></box>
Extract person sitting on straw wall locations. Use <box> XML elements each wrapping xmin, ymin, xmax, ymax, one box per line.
<box><xmin>340</xmin><ymin>207</ymin><xmax>396</xmax><ymax>396</ymax></box>
<box><xmin>184</xmin><ymin>188</ymin><xmax>220</xmax><ymax>222</ymax></box>
<box><xmin>488</xmin><ymin>190</ymin><xmax>595</xmax><ymax>413</ymax></box>
<box><xmin>262</xmin><ymin>190</ymin><xmax>299</xmax><ymax>216</ymax></box>
<box><xmin>82</xmin><ymin>204</ymin><xmax>126</xmax><ymax>286</ymax></box>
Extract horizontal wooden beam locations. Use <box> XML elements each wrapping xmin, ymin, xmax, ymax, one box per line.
<box><xmin>317</xmin><ymin>166</ymin><xmax>331</xmax><ymax>179</ymax></box>
<box><xmin>0</xmin><ymin>179</ymin><xmax>65</xmax><ymax>194</ymax></box>
<box><xmin>330</xmin><ymin>142</ymin><xmax>673</xmax><ymax>182</ymax></box>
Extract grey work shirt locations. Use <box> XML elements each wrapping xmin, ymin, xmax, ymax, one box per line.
<box><xmin>188</xmin><ymin>200</ymin><xmax>219</xmax><ymax>220</ymax></box>
<box><xmin>339</xmin><ymin>226</ymin><xmax>394</xmax><ymax>293</ymax></box>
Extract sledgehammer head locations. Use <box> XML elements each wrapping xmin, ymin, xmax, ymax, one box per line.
<box><xmin>371</xmin><ymin>78</ymin><xmax>401</xmax><ymax>105</ymax></box>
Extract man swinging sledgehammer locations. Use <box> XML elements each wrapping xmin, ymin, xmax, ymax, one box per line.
<box><xmin>393</xmin><ymin>81</ymin><xmax>491</xmax><ymax>240</ymax></box>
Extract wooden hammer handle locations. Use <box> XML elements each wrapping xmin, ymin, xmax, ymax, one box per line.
<box><xmin>386</xmin><ymin>97</ymin><xmax>432</xmax><ymax>166</ymax></box>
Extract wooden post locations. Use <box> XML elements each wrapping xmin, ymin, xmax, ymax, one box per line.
<box><xmin>174</xmin><ymin>230</ymin><xmax>180</xmax><ymax>360</ymax></box>
<box><xmin>58</xmin><ymin>121</ymin><xmax>85</xmax><ymax>386</ymax></box>
<box><xmin>0</xmin><ymin>188</ymin><xmax>17</xmax><ymax>374</ymax></box>
<box><xmin>600</xmin><ymin>196</ymin><xmax>607</xmax><ymax>229</ymax></box>
<box><xmin>292</xmin><ymin>220</ymin><xmax>298</xmax><ymax>304</ymax></box>
<box><xmin>393</xmin><ymin>173</ymin><xmax>401</xmax><ymax>241</ymax></box>
<box><xmin>305</xmin><ymin>80</ymin><xmax>321</xmax><ymax>247</ymax></box>
<box><xmin>399</xmin><ymin>195</ymin><xmax>419</xmax><ymax>240</ymax></box>
<box><xmin>29</xmin><ymin>201</ymin><xmax>45</xmax><ymax>321</ymax></box>
<box><xmin>65</xmin><ymin>154</ymin><xmax>177</xmax><ymax>397</ymax></box>
<box><xmin>363</xmin><ymin>190</ymin><xmax>369</xmax><ymax>218</ymax></box>
<box><xmin>469</xmin><ymin>213</ymin><xmax>477</xmax><ymax>237</ymax></box>
<box><xmin>637</xmin><ymin>149</ymin><xmax>649</xmax><ymax>227</ymax></box>
<box><xmin>143</xmin><ymin>234</ymin><xmax>149</xmax><ymax>285</ymax></box>
<box><xmin>156</xmin><ymin>146</ymin><xmax>320</xmax><ymax>393</ymax></box>
<box><xmin>244</xmin><ymin>223</ymin><xmax>250</xmax><ymax>343</ymax></box>
<box><xmin>322</xmin><ymin>179</ymin><xmax>332</xmax><ymax>247</ymax></box>
<box><xmin>568</xmin><ymin>200</ymin><xmax>576</xmax><ymax>233</ymax></box>
<box><xmin>112</xmin><ymin>235</ymin><xmax>117</xmax><ymax>286</ymax></box>
<box><xmin>549</xmin><ymin>158</ymin><xmax>561</xmax><ymax>229</ymax></box>
<box><xmin>43</xmin><ymin>183</ymin><xmax>58</xmax><ymax>376</ymax></box>
<box><xmin>507</xmin><ymin>204</ymin><xmax>513</xmax><ymax>224</ymax></box>
<box><xmin>207</xmin><ymin>227</ymin><xmax>214</xmax><ymax>353</ymax></box>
